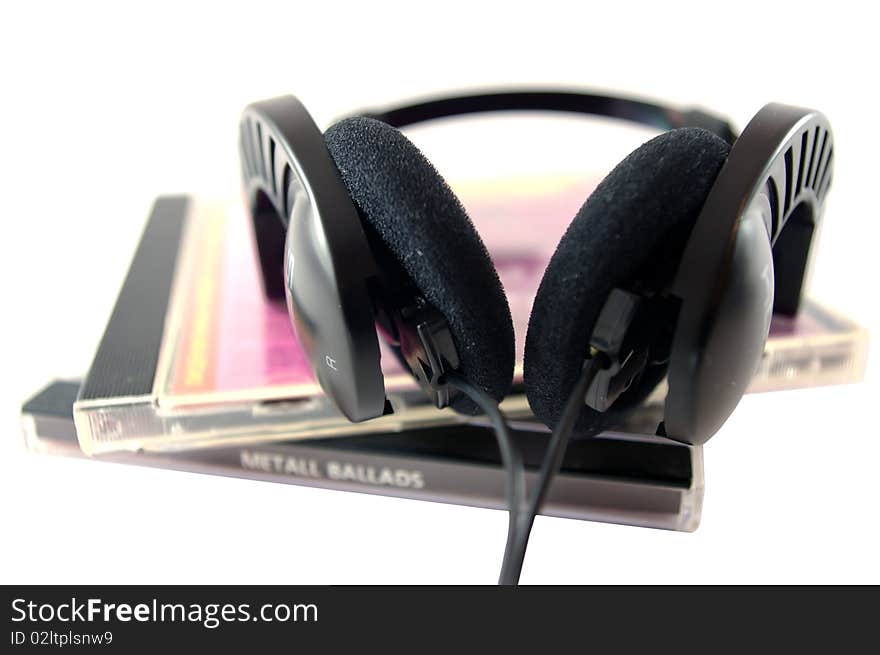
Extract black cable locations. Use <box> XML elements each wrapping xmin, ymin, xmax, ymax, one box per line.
<box><xmin>445</xmin><ymin>372</ymin><xmax>526</xmax><ymax>585</ymax></box>
<box><xmin>504</xmin><ymin>355</ymin><xmax>608</xmax><ymax>583</ymax></box>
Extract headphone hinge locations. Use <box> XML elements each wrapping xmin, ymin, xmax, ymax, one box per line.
<box><xmin>584</xmin><ymin>288</ymin><xmax>647</xmax><ymax>412</ymax></box>
<box><xmin>395</xmin><ymin>299</ymin><xmax>461</xmax><ymax>409</ymax></box>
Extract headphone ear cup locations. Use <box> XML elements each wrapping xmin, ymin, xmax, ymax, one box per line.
<box><xmin>324</xmin><ymin>117</ymin><xmax>515</xmax><ymax>413</ymax></box>
<box><xmin>524</xmin><ymin>128</ymin><xmax>731</xmax><ymax>435</ymax></box>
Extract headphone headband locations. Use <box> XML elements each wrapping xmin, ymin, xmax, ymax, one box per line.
<box><xmin>346</xmin><ymin>89</ymin><xmax>737</xmax><ymax>143</ymax></box>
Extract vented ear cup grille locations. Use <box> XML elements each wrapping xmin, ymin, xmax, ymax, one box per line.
<box><xmin>324</xmin><ymin>117</ymin><xmax>516</xmax><ymax>414</ymax></box>
<box><xmin>240</xmin><ymin>113</ymin><xmax>302</xmax><ymax>300</ymax></box>
<box><xmin>775</xmin><ymin>122</ymin><xmax>833</xmax><ymax>238</ymax></box>
<box><xmin>663</xmin><ymin>104</ymin><xmax>834</xmax><ymax>445</ymax></box>
<box><xmin>240</xmin><ymin>115</ymin><xmax>299</xmax><ymax>236</ymax></box>
<box><xmin>240</xmin><ymin>97</ymin><xmax>388</xmax><ymax>422</ymax></box>
<box><xmin>763</xmin><ymin>119</ymin><xmax>834</xmax><ymax>316</ymax></box>
<box><xmin>523</xmin><ymin>128</ymin><xmax>731</xmax><ymax>436</ymax></box>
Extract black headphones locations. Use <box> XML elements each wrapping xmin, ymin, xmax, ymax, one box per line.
<box><xmin>239</xmin><ymin>89</ymin><xmax>833</xmax><ymax>583</ymax></box>
<box><xmin>239</xmin><ymin>89</ymin><xmax>833</xmax><ymax>447</ymax></box>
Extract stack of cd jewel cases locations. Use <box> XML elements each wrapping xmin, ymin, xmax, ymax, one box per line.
<box><xmin>20</xmin><ymin>176</ymin><xmax>869</xmax><ymax>532</ymax></box>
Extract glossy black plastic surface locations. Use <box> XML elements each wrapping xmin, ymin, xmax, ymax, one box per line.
<box><xmin>666</xmin><ymin>104</ymin><xmax>833</xmax><ymax>444</ymax></box>
<box><xmin>240</xmin><ymin>96</ymin><xmax>387</xmax><ymax>422</ymax></box>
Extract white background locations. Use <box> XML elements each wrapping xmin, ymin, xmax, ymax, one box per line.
<box><xmin>1</xmin><ymin>1</ymin><xmax>877</xmax><ymax>584</ymax></box>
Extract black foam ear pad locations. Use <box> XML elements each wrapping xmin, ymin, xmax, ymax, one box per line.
<box><xmin>524</xmin><ymin>128</ymin><xmax>731</xmax><ymax>436</ymax></box>
<box><xmin>324</xmin><ymin>117</ymin><xmax>515</xmax><ymax>414</ymax></box>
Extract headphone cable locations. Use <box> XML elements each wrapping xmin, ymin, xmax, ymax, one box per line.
<box><xmin>447</xmin><ymin>355</ymin><xmax>606</xmax><ymax>585</ymax></box>
<box><xmin>502</xmin><ymin>354</ymin><xmax>608</xmax><ymax>584</ymax></box>
<box><xmin>444</xmin><ymin>372</ymin><xmax>526</xmax><ymax>585</ymax></box>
